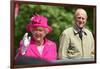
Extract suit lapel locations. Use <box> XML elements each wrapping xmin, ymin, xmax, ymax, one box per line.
<box><xmin>42</xmin><ymin>41</ymin><xmax>49</xmax><ymax>57</ymax></box>
<box><xmin>30</xmin><ymin>44</ymin><xmax>41</xmax><ymax>57</ymax></box>
<box><xmin>30</xmin><ymin>38</ymin><xmax>49</xmax><ymax>57</ymax></box>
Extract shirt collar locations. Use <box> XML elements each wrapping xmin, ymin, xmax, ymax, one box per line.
<box><xmin>73</xmin><ymin>25</ymin><xmax>87</xmax><ymax>36</ymax></box>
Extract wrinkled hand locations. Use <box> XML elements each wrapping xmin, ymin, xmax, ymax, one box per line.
<box><xmin>23</xmin><ymin>33</ymin><xmax>31</xmax><ymax>47</ymax></box>
<box><xmin>21</xmin><ymin>33</ymin><xmax>31</xmax><ymax>55</ymax></box>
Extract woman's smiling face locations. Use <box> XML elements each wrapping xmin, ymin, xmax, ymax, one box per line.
<box><xmin>31</xmin><ymin>27</ymin><xmax>48</xmax><ymax>42</ymax></box>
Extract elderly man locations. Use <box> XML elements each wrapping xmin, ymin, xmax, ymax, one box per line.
<box><xmin>58</xmin><ymin>8</ymin><xmax>94</xmax><ymax>59</ymax></box>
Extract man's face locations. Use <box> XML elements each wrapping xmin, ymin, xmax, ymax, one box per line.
<box><xmin>75</xmin><ymin>10</ymin><xmax>87</xmax><ymax>28</ymax></box>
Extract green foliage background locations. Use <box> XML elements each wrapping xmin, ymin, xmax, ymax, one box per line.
<box><xmin>15</xmin><ymin>3</ymin><xmax>94</xmax><ymax>52</ymax></box>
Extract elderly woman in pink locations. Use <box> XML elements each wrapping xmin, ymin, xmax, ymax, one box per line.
<box><xmin>16</xmin><ymin>14</ymin><xmax>57</xmax><ymax>62</ymax></box>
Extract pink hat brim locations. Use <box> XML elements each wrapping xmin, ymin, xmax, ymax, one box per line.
<box><xmin>26</xmin><ymin>23</ymin><xmax>52</xmax><ymax>33</ymax></box>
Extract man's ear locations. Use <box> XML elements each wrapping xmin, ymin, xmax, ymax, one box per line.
<box><xmin>86</xmin><ymin>16</ymin><xmax>88</xmax><ymax>20</ymax></box>
<box><xmin>85</xmin><ymin>16</ymin><xmax>88</xmax><ymax>23</ymax></box>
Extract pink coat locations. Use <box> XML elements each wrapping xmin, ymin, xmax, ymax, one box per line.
<box><xmin>17</xmin><ymin>38</ymin><xmax>57</xmax><ymax>61</ymax></box>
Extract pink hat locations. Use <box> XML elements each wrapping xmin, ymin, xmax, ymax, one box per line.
<box><xmin>26</xmin><ymin>14</ymin><xmax>52</xmax><ymax>33</ymax></box>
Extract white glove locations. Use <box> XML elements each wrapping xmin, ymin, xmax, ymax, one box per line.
<box><xmin>21</xmin><ymin>33</ymin><xmax>31</xmax><ymax>55</ymax></box>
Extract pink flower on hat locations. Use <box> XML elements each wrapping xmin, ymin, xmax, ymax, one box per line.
<box><xmin>26</xmin><ymin>14</ymin><xmax>52</xmax><ymax>33</ymax></box>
